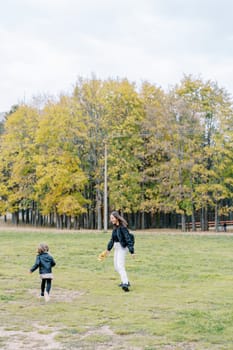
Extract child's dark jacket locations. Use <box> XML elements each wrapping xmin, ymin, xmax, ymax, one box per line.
<box><xmin>30</xmin><ymin>252</ymin><xmax>56</xmax><ymax>274</ymax></box>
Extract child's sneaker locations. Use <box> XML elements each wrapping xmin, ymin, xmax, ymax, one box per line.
<box><xmin>44</xmin><ymin>292</ymin><xmax>50</xmax><ymax>302</ymax></box>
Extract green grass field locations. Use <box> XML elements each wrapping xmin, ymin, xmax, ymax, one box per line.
<box><xmin>1</xmin><ymin>229</ymin><xmax>233</xmax><ymax>349</ymax></box>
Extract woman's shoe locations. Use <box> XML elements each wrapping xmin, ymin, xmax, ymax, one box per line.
<box><xmin>122</xmin><ymin>284</ymin><xmax>129</xmax><ymax>292</ymax></box>
<box><xmin>118</xmin><ymin>282</ymin><xmax>130</xmax><ymax>287</ymax></box>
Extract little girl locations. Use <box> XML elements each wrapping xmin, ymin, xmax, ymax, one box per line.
<box><xmin>29</xmin><ymin>243</ymin><xmax>56</xmax><ymax>301</ymax></box>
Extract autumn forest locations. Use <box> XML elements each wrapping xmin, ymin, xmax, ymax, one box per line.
<box><xmin>1</xmin><ymin>75</ymin><xmax>233</xmax><ymax>231</ymax></box>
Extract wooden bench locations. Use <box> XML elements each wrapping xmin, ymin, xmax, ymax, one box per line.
<box><xmin>184</xmin><ymin>220</ymin><xmax>233</xmax><ymax>231</ymax></box>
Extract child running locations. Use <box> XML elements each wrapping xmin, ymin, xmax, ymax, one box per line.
<box><xmin>29</xmin><ymin>243</ymin><xmax>56</xmax><ymax>301</ymax></box>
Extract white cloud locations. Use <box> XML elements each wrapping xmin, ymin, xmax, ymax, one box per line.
<box><xmin>1</xmin><ymin>0</ymin><xmax>233</xmax><ymax>111</ymax></box>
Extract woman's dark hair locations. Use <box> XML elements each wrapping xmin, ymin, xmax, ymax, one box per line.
<box><xmin>111</xmin><ymin>211</ymin><xmax>128</xmax><ymax>227</ymax></box>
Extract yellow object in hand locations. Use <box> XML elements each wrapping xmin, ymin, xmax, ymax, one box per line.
<box><xmin>98</xmin><ymin>250</ymin><xmax>108</xmax><ymax>261</ymax></box>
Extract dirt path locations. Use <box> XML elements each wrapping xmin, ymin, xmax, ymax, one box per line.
<box><xmin>0</xmin><ymin>325</ymin><xmax>61</xmax><ymax>350</ymax></box>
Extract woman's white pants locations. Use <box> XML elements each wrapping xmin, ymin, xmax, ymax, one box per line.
<box><xmin>113</xmin><ymin>242</ymin><xmax>128</xmax><ymax>284</ymax></box>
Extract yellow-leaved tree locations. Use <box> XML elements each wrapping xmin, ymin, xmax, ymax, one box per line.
<box><xmin>34</xmin><ymin>96</ymin><xmax>88</xmax><ymax>228</ymax></box>
<box><xmin>0</xmin><ymin>105</ymin><xmax>39</xmax><ymax>224</ymax></box>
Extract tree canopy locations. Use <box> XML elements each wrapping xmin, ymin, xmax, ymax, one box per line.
<box><xmin>1</xmin><ymin>76</ymin><xmax>233</xmax><ymax>231</ymax></box>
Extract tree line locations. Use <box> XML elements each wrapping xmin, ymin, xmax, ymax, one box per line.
<box><xmin>1</xmin><ymin>75</ymin><xmax>233</xmax><ymax>231</ymax></box>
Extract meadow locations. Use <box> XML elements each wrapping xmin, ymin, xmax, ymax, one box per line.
<box><xmin>1</xmin><ymin>228</ymin><xmax>233</xmax><ymax>349</ymax></box>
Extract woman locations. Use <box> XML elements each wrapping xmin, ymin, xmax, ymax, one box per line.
<box><xmin>106</xmin><ymin>211</ymin><xmax>135</xmax><ymax>292</ymax></box>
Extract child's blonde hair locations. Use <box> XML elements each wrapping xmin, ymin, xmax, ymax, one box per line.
<box><xmin>37</xmin><ymin>243</ymin><xmax>49</xmax><ymax>254</ymax></box>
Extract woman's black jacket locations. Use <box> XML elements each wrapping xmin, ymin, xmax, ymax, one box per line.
<box><xmin>107</xmin><ymin>225</ymin><xmax>134</xmax><ymax>254</ymax></box>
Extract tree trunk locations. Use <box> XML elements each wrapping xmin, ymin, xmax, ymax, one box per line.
<box><xmin>74</xmin><ymin>216</ymin><xmax>79</xmax><ymax>229</ymax></box>
<box><xmin>204</xmin><ymin>205</ymin><xmax>208</xmax><ymax>231</ymax></box>
<box><xmin>214</xmin><ymin>203</ymin><xmax>219</xmax><ymax>232</ymax></box>
<box><xmin>26</xmin><ymin>209</ymin><xmax>30</xmax><ymax>224</ymax></box>
<box><xmin>201</xmin><ymin>206</ymin><xmax>208</xmax><ymax>231</ymax></box>
<box><xmin>96</xmin><ymin>188</ymin><xmax>102</xmax><ymax>230</ymax></box>
<box><xmin>141</xmin><ymin>211</ymin><xmax>145</xmax><ymax>229</ymax></box>
<box><xmin>191</xmin><ymin>202</ymin><xmax>196</xmax><ymax>231</ymax></box>
<box><xmin>181</xmin><ymin>212</ymin><xmax>186</xmax><ymax>232</ymax></box>
<box><xmin>56</xmin><ymin>213</ymin><xmax>61</xmax><ymax>229</ymax></box>
<box><xmin>13</xmin><ymin>212</ymin><xmax>19</xmax><ymax>225</ymax></box>
<box><xmin>21</xmin><ymin>209</ymin><xmax>25</xmax><ymax>223</ymax></box>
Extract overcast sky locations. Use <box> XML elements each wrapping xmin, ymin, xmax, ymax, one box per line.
<box><xmin>1</xmin><ymin>0</ymin><xmax>233</xmax><ymax>112</ymax></box>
